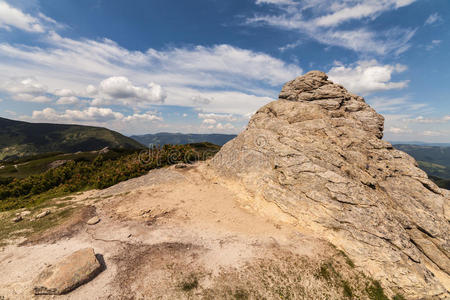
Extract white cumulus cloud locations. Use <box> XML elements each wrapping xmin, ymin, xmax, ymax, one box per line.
<box><xmin>32</xmin><ymin>107</ymin><xmax>124</xmax><ymax>122</ymax></box>
<box><xmin>328</xmin><ymin>60</ymin><xmax>409</xmax><ymax>95</ymax></box>
<box><xmin>53</xmin><ymin>88</ymin><xmax>75</xmax><ymax>97</ymax></box>
<box><xmin>123</xmin><ymin>112</ymin><xmax>163</xmax><ymax>122</ymax></box>
<box><xmin>198</xmin><ymin>113</ymin><xmax>237</xmax><ymax>122</ymax></box>
<box><xmin>90</xmin><ymin>76</ymin><xmax>166</xmax><ymax>107</ymax></box>
<box><xmin>29</xmin><ymin>107</ymin><xmax>163</xmax><ymax>129</ymax></box>
<box><xmin>202</xmin><ymin>119</ymin><xmax>217</xmax><ymax>125</ymax></box>
<box><xmin>0</xmin><ymin>77</ymin><xmax>53</xmax><ymax>102</ymax></box>
<box><xmin>56</xmin><ymin>96</ymin><xmax>79</xmax><ymax>105</ymax></box>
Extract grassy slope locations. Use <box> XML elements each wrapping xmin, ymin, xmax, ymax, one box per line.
<box><xmin>0</xmin><ymin>117</ymin><xmax>144</xmax><ymax>160</ymax></box>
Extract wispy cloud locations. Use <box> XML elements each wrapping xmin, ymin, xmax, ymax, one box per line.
<box><xmin>279</xmin><ymin>40</ymin><xmax>301</xmax><ymax>52</ymax></box>
<box><xmin>247</xmin><ymin>0</ymin><xmax>417</xmax><ymax>55</ymax></box>
<box><xmin>424</xmin><ymin>13</ymin><xmax>442</xmax><ymax>25</ymax></box>
<box><xmin>426</xmin><ymin>40</ymin><xmax>441</xmax><ymax>51</ymax></box>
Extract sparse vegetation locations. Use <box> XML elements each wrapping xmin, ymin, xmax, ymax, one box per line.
<box><xmin>0</xmin><ymin>198</ymin><xmax>78</xmax><ymax>246</ymax></box>
<box><xmin>343</xmin><ymin>280</ymin><xmax>353</xmax><ymax>298</ymax></box>
<box><xmin>233</xmin><ymin>289</ymin><xmax>250</xmax><ymax>299</ymax></box>
<box><xmin>338</xmin><ymin>249</ymin><xmax>355</xmax><ymax>268</ymax></box>
<box><xmin>317</xmin><ymin>262</ymin><xmax>333</xmax><ymax>281</ymax></box>
<box><xmin>392</xmin><ymin>294</ymin><xmax>406</xmax><ymax>300</ymax></box>
<box><xmin>198</xmin><ymin>250</ymin><xmax>394</xmax><ymax>300</ymax></box>
<box><xmin>366</xmin><ymin>280</ymin><xmax>389</xmax><ymax>300</ymax></box>
<box><xmin>180</xmin><ymin>274</ymin><xmax>199</xmax><ymax>291</ymax></box>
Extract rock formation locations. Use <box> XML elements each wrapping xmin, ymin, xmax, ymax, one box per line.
<box><xmin>33</xmin><ymin>248</ymin><xmax>103</xmax><ymax>295</ymax></box>
<box><xmin>211</xmin><ymin>71</ymin><xmax>450</xmax><ymax>298</ymax></box>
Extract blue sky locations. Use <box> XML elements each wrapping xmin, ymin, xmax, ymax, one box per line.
<box><xmin>0</xmin><ymin>0</ymin><xmax>448</xmax><ymax>142</ymax></box>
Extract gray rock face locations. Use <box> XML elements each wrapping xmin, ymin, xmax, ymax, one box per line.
<box><xmin>211</xmin><ymin>71</ymin><xmax>450</xmax><ymax>298</ymax></box>
<box><xmin>33</xmin><ymin>248</ymin><xmax>102</xmax><ymax>295</ymax></box>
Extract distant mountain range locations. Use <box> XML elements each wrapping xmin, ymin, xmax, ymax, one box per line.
<box><xmin>0</xmin><ymin>117</ymin><xmax>144</xmax><ymax>160</ymax></box>
<box><xmin>130</xmin><ymin>132</ymin><xmax>237</xmax><ymax>147</ymax></box>
<box><xmin>390</xmin><ymin>141</ymin><xmax>450</xmax><ymax>147</ymax></box>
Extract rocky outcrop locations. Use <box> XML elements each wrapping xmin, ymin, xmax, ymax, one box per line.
<box><xmin>33</xmin><ymin>248</ymin><xmax>103</xmax><ymax>295</ymax></box>
<box><xmin>211</xmin><ymin>71</ymin><xmax>450</xmax><ymax>298</ymax></box>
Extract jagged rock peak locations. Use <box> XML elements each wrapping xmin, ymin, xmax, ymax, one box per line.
<box><xmin>212</xmin><ymin>71</ymin><xmax>450</xmax><ymax>299</ymax></box>
<box><xmin>279</xmin><ymin>70</ymin><xmax>354</xmax><ymax>103</ymax></box>
<box><xmin>252</xmin><ymin>70</ymin><xmax>385</xmax><ymax>139</ymax></box>
<box><xmin>279</xmin><ymin>70</ymin><xmax>332</xmax><ymax>100</ymax></box>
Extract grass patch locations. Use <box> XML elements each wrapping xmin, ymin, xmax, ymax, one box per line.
<box><xmin>180</xmin><ymin>274</ymin><xmax>199</xmax><ymax>291</ymax></box>
<box><xmin>366</xmin><ymin>280</ymin><xmax>389</xmax><ymax>300</ymax></box>
<box><xmin>317</xmin><ymin>263</ymin><xmax>332</xmax><ymax>281</ymax></box>
<box><xmin>343</xmin><ymin>280</ymin><xmax>353</xmax><ymax>298</ymax></box>
<box><xmin>392</xmin><ymin>294</ymin><xmax>406</xmax><ymax>300</ymax></box>
<box><xmin>0</xmin><ymin>197</ymin><xmax>78</xmax><ymax>246</ymax></box>
<box><xmin>316</xmin><ymin>262</ymin><xmax>339</xmax><ymax>282</ymax></box>
<box><xmin>338</xmin><ymin>250</ymin><xmax>355</xmax><ymax>268</ymax></box>
<box><xmin>234</xmin><ymin>289</ymin><xmax>249</xmax><ymax>300</ymax></box>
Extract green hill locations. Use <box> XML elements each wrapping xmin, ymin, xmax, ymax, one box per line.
<box><xmin>131</xmin><ymin>132</ymin><xmax>236</xmax><ymax>147</ymax></box>
<box><xmin>0</xmin><ymin>117</ymin><xmax>144</xmax><ymax>160</ymax></box>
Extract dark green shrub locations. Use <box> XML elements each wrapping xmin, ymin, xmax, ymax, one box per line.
<box><xmin>366</xmin><ymin>280</ymin><xmax>389</xmax><ymax>300</ymax></box>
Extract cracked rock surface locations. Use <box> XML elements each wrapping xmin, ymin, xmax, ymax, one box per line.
<box><xmin>212</xmin><ymin>71</ymin><xmax>450</xmax><ymax>298</ymax></box>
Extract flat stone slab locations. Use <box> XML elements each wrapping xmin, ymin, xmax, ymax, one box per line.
<box><xmin>33</xmin><ymin>248</ymin><xmax>102</xmax><ymax>295</ymax></box>
<box><xmin>87</xmin><ymin>216</ymin><xmax>100</xmax><ymax>225</ymax></box>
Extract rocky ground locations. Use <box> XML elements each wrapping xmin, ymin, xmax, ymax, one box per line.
<box><xmin>0</xmin><ymin>163</ymin><xmax>389</xmax><ymax>299</ymax></box>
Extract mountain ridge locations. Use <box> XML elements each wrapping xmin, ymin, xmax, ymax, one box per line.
<box><xmin>0</xmin><ymin>117</ymin><xmax>144</xmax><ymax>160</ymax></box>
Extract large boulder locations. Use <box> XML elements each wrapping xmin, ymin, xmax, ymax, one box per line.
<box><xmin>33</xmin><ymin>248</ymin><xmax>103</xmax><ymax>295</ymax></box>
<box><xmin>211</xmin><ymin>71</ymin><xmax>450</xmax><ymax>298</ymax></box>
